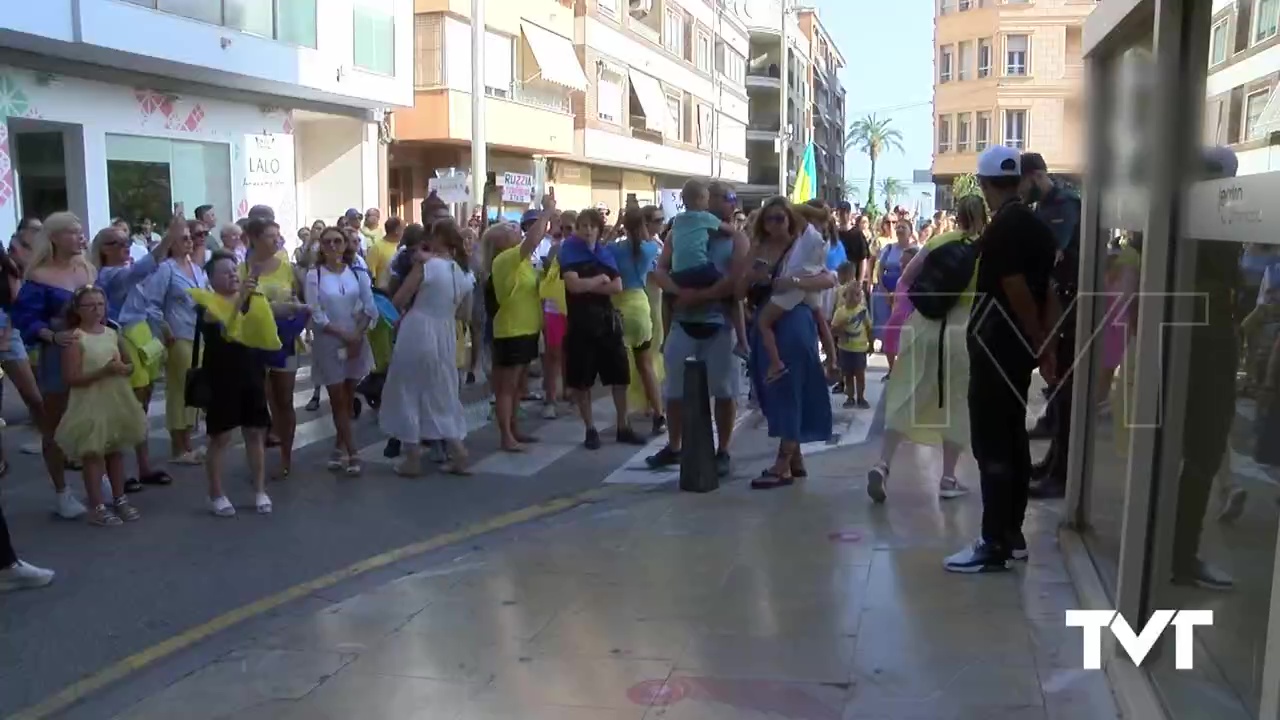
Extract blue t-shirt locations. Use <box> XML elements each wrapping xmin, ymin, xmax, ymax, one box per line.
<box><xmin>670</xmin><ymin>211</ymin><xmax>722</xmax><ymax>272</ymax></box>
<box><xmin>611</xmin><ymin>238</ymin><xmax>660</xmax><ymax>291</ymax></box>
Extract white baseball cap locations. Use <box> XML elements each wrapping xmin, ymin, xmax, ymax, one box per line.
<box><xmin>976</xmin><ymin>145</ymin><xmax>1022</xmax><ymax>178</ymax></box>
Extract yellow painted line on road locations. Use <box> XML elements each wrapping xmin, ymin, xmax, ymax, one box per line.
<box><xmin>8</xmin><ymin>491</ymin><xmax>611</xmax><ymax>720</ymax></box>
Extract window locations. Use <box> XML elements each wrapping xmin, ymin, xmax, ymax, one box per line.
<box><xmin>716</xmin><ymin>42</ymin><xmax>745</xmax><ymax>84</ymax></box>
<box><xmin>413</xmin><ymin>14</ymin><xmax>443</xmax><ymax>87</ymax></box>
<box><xmin>1256</xmin><ymin>0</ymin><xmax>1279</xmax><ymax>44</ymax></box>
<box><xmin>354</xmin><ymin>0</ymin><xmax>395</xmax><ymax>75</ymax></box>
<box><xmin>1003</xmin><ymin>109</ymin><xmax>1026</xmax><ymax>148</ymax></box>
<box><xmin>484</xmin><ymin>31</ymin><xmax>514</xmax><ymax>97</ymax></box>
<box><xmin>978</xmin><ymin>38</ymin><xmax>992</xmax><ymax>78</ymax></box>
<box><xmin>596</xmin><ymin>65</ymin><xmax>625</xmax><ymax>124</ymax></box>
<box><xmin>976</xmin><ymin>111</ymin><xmax>991</xmax><ymax>150</ymax></box>
<box><xmin>1210</xmin><ymin>19</ymin><xmax>1229</xmax><ymax>66</ymax></box>
<box><xmin>133</xmin><ymin>0</ymin><xmax>317</xmax><ymax>47</ymax></box>
<box><xmin>1246</xmin><ymin>88</ymin><xmax>1272</xmax><ymax>140</ymax></box>
<box><xmin>597</xmin><ymin>0</ymin><xmax>618</xmax><ymax>19</ymax></box>
<box><xmin>940</xmin><ymin>0</ymin><xmax>955</xmax><ymax>14</ymax></box>
<box><xmin>1204</xmin><ymin>98</ymin><xmax>1225</xmax><ymax>144</ymax></box>
<box><xmin>696</xmin><ymin>29</ymin><xmax>712</xmax><ymax>73</ymax></box>
<box><xmin>958</xmin><ymin>41</ymin><xmax>972</xmax><ymax>80</ymax></box>
<box><xmin>697</xmin><ymin>103</ymin><xmax>714</xmax><ymax>149</ymax></box>
<box><xmin>664</xmin><ymin>9</ymin><xmax>685</xmax><ymax>59</ymax></box>
<box><xmin>277</xmin><ymin>0</ymin><xmax>317</xmax><ymax>47</ymax></box>
<box><xmin>959</xmin><ymin>0</ymin><xmax>972</xmax><ymax>8</ymax></box>
<box><xmin>664</xmin><ymin>89</ymin><xmax>683</xmax><ymax>141</ymax></box>
<box><xmin>156</xmin><ymin>0</ymin><xmax>221</xmax><ymax>24</ymax></box>
<box><xmin>224</xmin><ymin>0</ymin><xmax>273</xmax><ymax>37</ymax></box>
<box><xmin>939</xmin><ymin>46</ymin><xmax>953</xmax><ymax>83</ymax></box>
<box><xmin>1005</xmin><ymin>34</ymin><xmax>1029</xmax><ymax>76</ymax></box>
<box><xmin>937</xmin><ymin>115</ymin><xmax>952</xmax><ymax>153</ymax></box>
<box><xmin>105</xmin><ymin>135</ymin><xmax>233</xmax><ymax>236</ymax></box>
<box><xmin>957</xmin><ymin>112</ymin><xmax>971</xmax><ymax>152</ymax></box>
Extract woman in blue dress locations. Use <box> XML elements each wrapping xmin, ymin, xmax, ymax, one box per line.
<box><xmin>12</xmin><ymin>212</ymin><xmax>98</xmax><ymax>519</ymax></box>
<box><xmin>871</xmin><ymin>218</ymin><xmax>915</xmax><ymax>376</ymax></box>
<box><xmin>744</xmin><ymin>197</ymin><xmax>836</xmax><ymax>489</ymax></box>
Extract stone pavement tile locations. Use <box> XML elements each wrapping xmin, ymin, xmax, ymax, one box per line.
<box><xmin>1026</xmin><ymin>616</ymin><xmax>1086</xmax><ymax>669</ymax></box>
<box><xmin>1019</xmin><ymin>578</ymin><xmax>1082</xmax><ymax>620</ymax></box>
<box><xmin>259</xmin><ymin>667</ymin><xmax>478</xmax><ymax>720</ymax></box>
<box><xmin>840</xmin><ymin>699</ymin><xmax>1049</xmax><ymax>720</ymax></box>
<box><xmin>526</xmin><ymin>614</ymin><xmax>699</xmax><ymax>661</ymax></box>
<box><xmin>1039</xmin><ymin>668</ymin><xmax>1122</xmax><ymax>720</ymax></box>
<box><xmin>315</xmin><ymin>571</ymin><xmax>458</xmax><ymax>621</ymax></box>
<box><xmin>470</xmin><ymin>655</ymin><xmax>673</xmax><ymax>710</ymax></box>
<box><xmin>852</xmin><ymin>606</ymin><xmax>1035</xmax><ymax>666</ymax></box>
<box><xmin>861</xmin><ymin>548</ymin><xmax>1025</xmax><ymax>611</ymax></box>
<box><xmin>240</xmin><ymin>607</ymin><xmax>409</xmax><ymax>655</ymax></box>
<box><xmin>399</xmin><ymin>595</ymin><xmax>562</xmax><ymax>642</ymax></box>
<box><xmin>675</xmin><ymin>633</ymin><xmax>857</xmax><ymax>684</ymax></box>
<box><xmin>640</xmin><ymin>676</ymin><xmax>851</xmax><ymax>720</ymax></box>
<box><xmin>847</xmin><ymin>657</ymin><xmax>1045</xmax><ymax>708</ymax></box>
<box><xmin>113</xmin><ymin>649</ymin><xmax>352</xmax><ymax>720</ymax></box>
<box><xmin>343</xmin><ymin>626</ymin><xmax>527</xmax><ymax>683</ymax></box>
<box><xmin>456</xmin><ymin>700</ymin><xmax>647</xmax><ymax>720</ymax></box>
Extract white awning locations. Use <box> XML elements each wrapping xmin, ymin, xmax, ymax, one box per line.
<box><xmin>520</xmin><ymin>22</ymin><xmax>588</xmax><ymax>92</ymax></box>
<box><xmin>627</xmin><ymin>69</ymin><xmax>668</xmax><ymax>133</ymax></box>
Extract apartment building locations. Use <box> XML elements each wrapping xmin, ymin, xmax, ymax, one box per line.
<box><xmin>737</xmin><ymin>0</ymin><xmax>812</xmax><ymax>207</ymax></box>
<box><xmin>394</xmin><ymin>0</ymin><xmax>750</xmax><ymax>222</ymax></box>
<box><xmin>930</xmin><ymin>0</ymin><xmax>1094</xmax><ymax>209</ymax></box>
<box><xmin>797</xmin><ymin>8</ymin><xmax>847</xmax><ymax>206</ymax></box>
<box><xmin>0</xmin><ymin>0</ymin><xmax>412</xmax><ymax>245</ymax></box>
<box><xmin>1205</xmin><ymin>0</ymin><xmax>1280</xmax><ymax>176</ymax></box>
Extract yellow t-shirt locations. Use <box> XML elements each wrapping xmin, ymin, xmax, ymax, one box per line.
<box><xmin>240</xmin><ymin>252</ymin><xmax>295</xmax><ymax>303</ymax></box>
<box><xmin>832</xmin><ymin>301</ymin><xmax>871</xmax><ymax>353</ymax></box>
<box><xmin>367</xmin><ymin>239</ymin><xmax>400</xmax><ymax>288</ymax></box>
<box><xmin>491</xmin><ymin>246</ymin><xmax>542</xmax><ymax>338</ymax></box>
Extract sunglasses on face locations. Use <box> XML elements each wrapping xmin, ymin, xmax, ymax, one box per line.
<box><xmin>192</xmin><ymin>230</ymin><xmax>209</xmax><ymax>238</ymax></box>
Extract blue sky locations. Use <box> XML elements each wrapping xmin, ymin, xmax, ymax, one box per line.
<box><xmin>808</xmin><ymin>0</ymin><xmax>936</xmax><ymax>203</ymax></box>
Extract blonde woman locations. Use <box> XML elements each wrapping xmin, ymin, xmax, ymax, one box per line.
<box><xmin>143</xmin><ymin>220</ymin><xmax>207</xmax><ymax>464</ymax></box>
<box><xmin>12</xmin><ymin>212</ymin><xmax>98</xmax><ymax>518</ymax></box>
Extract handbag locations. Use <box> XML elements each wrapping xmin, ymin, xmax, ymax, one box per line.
<box><xmin>184</xmin><ymin>306</ymin><xmax>212</xmax><ymax>410</ymax></box>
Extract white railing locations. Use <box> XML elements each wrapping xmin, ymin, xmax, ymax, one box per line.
<box><xmin>485</xmin><ymin>81</ymin><xmax>571</xmax><ymax>114</ymax></box>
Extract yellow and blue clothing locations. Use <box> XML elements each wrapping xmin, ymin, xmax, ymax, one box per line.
<box><xmin>833</xmin><ymin>302</ymin><xmax>871</xmax><ymax>353</ymax></box>
<box><xmin>490</xmin><ymin>246</ymin><xmax>542</xmax><ymax>339</ymax></box>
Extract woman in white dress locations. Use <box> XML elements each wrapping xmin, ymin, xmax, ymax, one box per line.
<box><xmin>381</xmin><ymin>218</ymin><xmax>475</xmax><ymax>477</ymax></box>
<box><xmin>304</xmin><ymin>227</ymin><xmax>377</xmax><ymax>476</ymax></box>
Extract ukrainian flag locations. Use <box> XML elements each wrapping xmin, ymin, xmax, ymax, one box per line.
<box><xmin>790</xmin><ymin>142</ymin><xmax>817</xmax><ymax>204</ymax></box>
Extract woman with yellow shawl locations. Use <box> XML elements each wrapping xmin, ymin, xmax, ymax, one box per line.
<box><xmin>188</xmin><ymin>250</ymin><xmax>281</xmax><ymax>518</ymax></box>
<box><xmin>608</xmin><ymin>208</ymin><xmax>665</xmax><ymax>435</ymax></box>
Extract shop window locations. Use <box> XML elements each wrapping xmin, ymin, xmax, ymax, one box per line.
<box><xmin>354</xmin><ymin>0</ymin><xmax>396</xmax><ymax>75</ymax></box>
<box><xmin>105</xmin><ymin>134</ymin><xmax>231</xmax><ymax>235</ymax></box>
<box><xmin>414</xmin><ymin>14</ymin><xmax>444</xmax><ymax>87</ymax></box>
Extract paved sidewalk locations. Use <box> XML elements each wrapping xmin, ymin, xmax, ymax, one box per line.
<box><xmin>97</xmin><ymin>441</ymin><xmax>1120</xmax><ymax>720</ymax></box>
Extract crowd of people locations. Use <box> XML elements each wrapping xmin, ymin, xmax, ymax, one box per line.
<box><xmin>1</xmin><ymin>141</ymin><xmax>1084</xmax><ymax>591</ymax></box>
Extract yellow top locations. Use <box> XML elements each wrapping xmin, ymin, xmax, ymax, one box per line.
<box><xmin>832</xmin><ymin>301</ymin><xmax>871</xmax><ymax>353</ymax></box>
<box><xmin>923</xmin><ymin>229</ymin><xmax>979</xmax><ymax>309</ymax></box>
<box><xmin>367</xmin><ymin>239</ymin><xmax>400</xmax><ymax>289</ymax></box>
<box><xmin>187</xmin><ymin>289</ymin><xmax>282</xmax><ymax>351</ymax></box>
<box><xmin>239</xmin><ymin>251</ymin><xmax>295</xmax><ymax>303</ymax></box>
<box><xmin>538</xmin><ymin>257</ymin><xmax>567</xmax><ymax>315</ymax></box>
<box><xmin>491</xmin><ymin>246</ymin><xmax>542</xmax><ymax>338</ymax></box>
<box><xmin>360</xmin><ymin>226</ymin><xmax>385</xmax><ymax>246</ymax></box>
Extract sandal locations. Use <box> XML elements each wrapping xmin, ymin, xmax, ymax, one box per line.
<box><xmin>140</xmin><ymin>471</ymin><xmax>173</xmax><ymax>486</ymax></box>
<box><xmin>172</xmin><ymin>450</ymin><xmax>203</xmax><ymax>466</ymax></box>
<box><xmin>124</xmin><ymin>478</ymin><xmax>144</xmax><ymax>493</ymax></box>
<box><xmin>750</xmin><ymin>470</ymin><xmax>795</xmax><ymax>490</ymax></box>
<box><xmin>88</xmin><ymin>504</ymin><xmax>123</xmax><ymax>526</ymax></box>
<box><xmin>766</xmin><ymin>366</ymin><xmax>789</xmax><ymax>384</ymax></box>
<box><xmin>345</xmin><ymin>458</ymin><xmax>363</xmax><ymax>476</ymax></box>
<box><xmin>326</xmin><ymin>450</ymin><xmax>345</xmax><ymax>471</ymax></box>
<box><xmin>113</xmin><ymin>498</ymin><xmax>141</xmax><ymax>522</ymax></box>
<box><xmin>208</xmin><ymin>496</ymin><xmax>236</xmax><ymax>518</ymax></box>
<box><xmin>255</xmin><ymin>493</ymin><xmax>273</xmax><ymax>515</ymax></box>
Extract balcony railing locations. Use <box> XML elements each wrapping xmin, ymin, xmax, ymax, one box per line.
<box><xmin>628</xmin><ymin>15</ymin><xmax>661</xmax><ymax>45</ymax></box>
<box><xmin>485</xmin><ymin>80</ymin><xmax>571</xmax><ymax>114</ymax></box>
<box><xmin>628</xmin><ymin>115</ymin><xmax>665</xmax><ymax>144</ymax></box>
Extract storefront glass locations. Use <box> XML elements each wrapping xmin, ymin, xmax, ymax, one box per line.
<box><xmin>105</xmin><ymin>134</ymin><xmax>231</xmax><ymax>229</ymax></box>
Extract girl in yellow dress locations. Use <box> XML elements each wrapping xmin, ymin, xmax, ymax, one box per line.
<box><xmin>55</xmin><ymin>286</ymin><xmax>149</xmax><ymax>527</ymax></box>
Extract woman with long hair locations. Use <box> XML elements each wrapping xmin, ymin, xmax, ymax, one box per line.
<box><xmin>742</xmin><ymin>197</ymin><xmax>836</xmax><ymax>488</ymax></box>
<box><xmin>381</xmin><ymin>219</ymin><xmax>475</xmax><ymax>476</ymax></box>
<box><xmin>144</xmin><ymin>218</ymin><xmax>206</xmax><ymax>464</ymax></box>
<box><xmin>872</xmin><ymin>218</ymin><xmax>916</xmax><ymax>375</ymax></box>
<box><xmin>868</xmin><ymin>194</ymin><xmax>986</xmax><ymax>503</ymax></box>
<box><xmin>305</xmin><ymin>227</ymin><xmax>376</xmax><ymax>475</ymax></box>
<box><xmin>242</xmin><ymin>218</ymin><xmax>307</xmax><ymax>478</ymax></box>
<box><xmin>12</xmin><ymin>212</ymin><xmax>98</xmax><ymax>518</ymax></box>
<box><xmin>91</xmin><ymin>217</ymin><xmax>176</xmax><ymax>489</ymax></box>
<box><xmin>610</xmin><ymin>208</ymin><xmax>665</xmax><ymax>435</ymax></box>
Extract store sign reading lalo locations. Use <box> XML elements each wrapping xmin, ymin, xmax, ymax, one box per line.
<box><xmin>242</xmin><ymin>133</ymin><xmax>296</xmax><ymax>235</ymax></box>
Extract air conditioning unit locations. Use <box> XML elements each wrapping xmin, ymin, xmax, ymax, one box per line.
<box><xmin>629</xmin><ymin>0</ymin><xmax>653</xmax><ymax>16</ymax></box>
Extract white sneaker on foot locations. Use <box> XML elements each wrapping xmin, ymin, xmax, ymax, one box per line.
<box><xmin>209</xmin><ymin>496</ymin><xmax>236</xmax><ymax>518</ymax></box>
<box><xmin>56</xmin><ymin>491</ymin><xmax>87</xmax><ymax>520</ymax></box>
<box><xmin>939</xmin><ymin>476</ymin><xmax>970</xmax><ymax>499</ymax></box>
<box><xmin>0</xmin><ymin>560</ymin><xmax>55</xmax><ymax>592</ymax></box>
<box><xmin>20</xmin><ymin>441</ymin><xmax>40</xmax><ymax>455</ymax></box>
<box><xmin>255</xmin><ymin>493</ymin><xmax>273</xmax><ymax>515</ymax></box>
<box><xmin>541</xmin><ymin>403</ymin><xmax>557</xmax><ymax>420</ymax></box>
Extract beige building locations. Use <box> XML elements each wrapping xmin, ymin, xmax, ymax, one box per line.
<box><xmin>931</xmin><ymin>0</ymin><xmax>1094</xmax><ymax>208</ymax></box>
<box><xmin>390</xmin><ymin>0</ymin><xmax>750</xmax><ymax>222</ymax></box>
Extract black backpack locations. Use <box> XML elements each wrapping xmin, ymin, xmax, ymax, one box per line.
<box><xmin>908</xmin><ymin>239</ymin><xmax>977</xmax><ymax>320</ymax></box>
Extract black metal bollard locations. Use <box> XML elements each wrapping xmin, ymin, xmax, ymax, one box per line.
<box><xmin>679</xmin><ymin>359</ymin><xmax>718</xmax><ymax>493</ymax></box>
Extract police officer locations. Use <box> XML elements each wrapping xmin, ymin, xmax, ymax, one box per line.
<box><xmin>1021</xmin><ymin>152</ymin><xmax>1081</xmax><ymax>500</ymax></box>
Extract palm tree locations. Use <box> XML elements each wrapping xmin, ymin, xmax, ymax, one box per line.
<box><xmin>845</xmin><ymin>114</ymin><xmax>905</xmax><ymax>211</ymax></box>
<box><xmin>879</xmin><ymin>177</ymin><xmax>904</xmax><ymax>211</ymax></box>
<box><xmin>841</xmin><ymin>180</ymin><xmax>862</xmax><ymax>203</ymax></box>
<box><xmin>951</xmin><ymin>173</ymin><xmax>980</xmax><ymax>201</ymax></box>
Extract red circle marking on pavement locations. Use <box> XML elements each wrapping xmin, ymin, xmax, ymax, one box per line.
<box><xmin>827</xmin><ymin>530</ymin><xmax>862</xmax><ymax>542</ymax></box>
<box><xmin>627</xmin><ymin>678</ymin><xmax>689</xmax><ymax>706</ymax></box>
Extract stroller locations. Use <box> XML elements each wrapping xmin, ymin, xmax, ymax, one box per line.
<box><xmin>356</xmin><ymin>288</ymin><xmax>400</xmax><ymax>410</ymax></box>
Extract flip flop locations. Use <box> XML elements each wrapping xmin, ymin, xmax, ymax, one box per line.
<box><xmin>500</xmin><ymin>443</ymin><xmax>526</xmax><ymax>454</ymax></box>
<box><xmin>765</xmin><ymin>367</ymin><xmax>790</xmax><ymax>384</ymax></box>
<box><xmin>140</xmin><ymin>471</ymin><xmax>173</xmax><ymax>486</ymax></box>
<box><xmin>750</xmin><ymin>470</ymin><xmax>795</xmax><ymax>490</ymax></box>
<box><xmin>514</xmin><ymin>434</ymin><xmax>539</xmax><ymax>444</ymax></box>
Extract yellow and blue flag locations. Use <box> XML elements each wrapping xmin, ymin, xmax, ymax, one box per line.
<box><xmin>790</xmin><ymin>142</ymin><xmax>817</xmax><ymax>204</ymax></box>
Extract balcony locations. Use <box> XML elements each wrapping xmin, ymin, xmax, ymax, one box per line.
<box><xmin>396</xmin><ymin>87</ymin><xmax>572</xmax><ymax>154</ymax></box>
<box><xmin>486</xmin><ymin>80</ymin><xmax>570</xmax><ymax>114</ymax></box>
<box><xmin>627</xmin><ymin>14</ymin><xmax>660</xmax><ymax>45</ymax></box>
<box><xmin>628</xmin><ymin>114</ymin><xmax>666</xmax><ymax>145</ymax></box>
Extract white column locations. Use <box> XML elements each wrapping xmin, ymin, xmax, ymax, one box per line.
<box><xmin>471</xmin><ymin>0</ymin><xmax>487</xmax><ymax>214</ymax></box>
<box><xmin>777</xmin><ymin>3</ymin><xmax>788</xmax><ymax>196</ymax></box>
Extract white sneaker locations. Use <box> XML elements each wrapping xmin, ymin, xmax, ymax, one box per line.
<box><xmin>56</xmin><ymin>490</ymin><xmax>87</xmax><ymax>520</ymax></box>
<box><xmin>939</xmin><ymin>476</ymin><xmax>970</xmax><ymax>500</ymax></box>
<box><xmin>541</xmin><ymin>403</ymin><xmax>557</xmax><ymax>420</ymax></box>
<box><xmin>20</xmin><ymin>440</ymin><xmax>40</xmax><ymax>455</ymax></box>
<box><xmin>209</xmin><ymin>496</ymin><xmax>236</xmax><ymax>518</ymax></box>
<box><xmin>0</xmin><ymin>560</ymin><xmax>55</xmax><ymax>592</ymax></box>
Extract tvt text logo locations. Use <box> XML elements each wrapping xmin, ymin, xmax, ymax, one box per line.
<box><xmin>1065</xmin><ymin>610</ymin><xmax>1213</xmax><ymax>669</ymax></box>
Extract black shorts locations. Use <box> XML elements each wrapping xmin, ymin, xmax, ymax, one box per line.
<box><xmin>493</xmin><ymin>333</ymin><xmax>540</xmax><ymax>368</ymax></box>
<box><xmin>564</xmin><ymin>331</ymin><xmax>630</xmax><ymax>390</ymax></box>
<box><xmin>205</xmin><ymin>372</ymin><xmax>271</xmax><ymax>436</ymax></box>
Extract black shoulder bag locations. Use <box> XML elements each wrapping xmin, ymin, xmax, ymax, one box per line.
<box><xmin>184</xmin><ymin>306</ymin><xmax>212</xmax><ymax>410</ymax></box>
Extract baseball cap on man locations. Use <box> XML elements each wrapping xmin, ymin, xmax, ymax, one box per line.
<box><xmin>520</xmin><ymin>209</ymin><xmax>542</xmax><ymax>231</ymax></box>
<box><xmin>344</xmin><ymin>208</ymin><xmax>362</xmax><ymax>220</ymax></box>
<box><xmin>976</xmin><ymin>145</ymin><xmax>1022</xmax><ymax>178</ymax></box>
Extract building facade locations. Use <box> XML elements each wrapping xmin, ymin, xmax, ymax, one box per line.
<box><xmin>0</xmin><ymin>0</ymin><xmax>413</xmax><ymax>246</ymax></box>
<box><xmin>797</xmin><ymin>8</ymin><xmax>846</xmax><ymax>207</ymax></box>
<box><xmin>393</xmin><ymin>0</ymin><xmax>750</xmax><ymax>223</ymax></box>
<box><xmin>1205</xmin><ymin>0</ymin><xmax>1280</xmax><ymax>175</ymax></box>
<box><xmin>930</xmin><ymin>0</ymin><xmax>1092</xmax><ymax>209</ymax></box>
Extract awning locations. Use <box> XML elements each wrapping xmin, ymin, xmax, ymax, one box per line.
<box><xmin>627</xmin><ymin>69</ymin><xmax>668</xmax><ymax>133</ymax></box>
<box><xmin>520</xmin><ymin>22</ymin><xmax>588</xmax><ymax>92</ymax></box>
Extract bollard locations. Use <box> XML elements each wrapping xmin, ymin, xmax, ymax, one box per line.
<box><xmin>679</xmin><ymin>359</ymin><xmax>718</xmax><ymax>493</ymax></box>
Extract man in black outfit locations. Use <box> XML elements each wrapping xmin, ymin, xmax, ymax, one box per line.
<box><xmin>945</xmin><ymin>146</ymin><xmax>1059</xmax><ymax>574</ymax></box>
<box><xmin>836</xmin><ymin>200</ymin><xmax>870</xmax><ymax>283</ymax></box>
